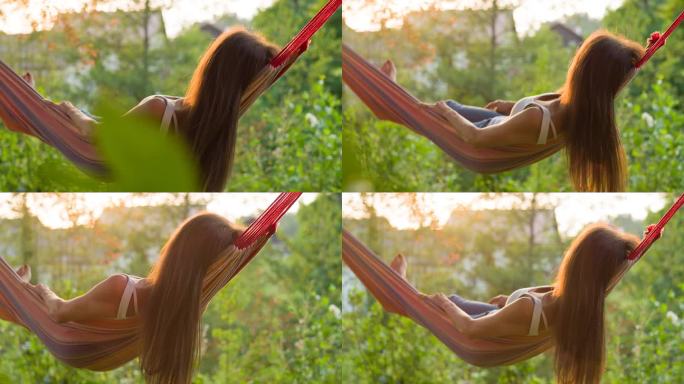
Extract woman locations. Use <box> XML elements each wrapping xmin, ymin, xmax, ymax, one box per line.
<box><xmin>381</xmin><ymin>31</ymin><xmax>654</xmax><ymax>192</ymax></box>
<box><xmin>13</xmin><ymin>212</ymin><xmax>243</xmax><ymax>384</ymax></box>
<box><xmin>390</xmin><ymin>223</ymin><xmax>660</xmax><ymax>384</ymax></box>
<box><xmin>23</xmin><ymin>27</ymin><xmax>280</xmax><ymax>192</ymax></box>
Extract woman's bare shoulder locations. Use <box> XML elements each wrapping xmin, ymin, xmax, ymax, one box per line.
<box><xmin>93</xmin><ymin>274</ymin><xmax>128</xmax><ymax>297</ymax></box>
<box><xmin>126</xmin><ymin>95</ymin><xmax>166</xmax><ymax>120</ymax></box>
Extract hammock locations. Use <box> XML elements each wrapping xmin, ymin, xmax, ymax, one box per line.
<box><xmin>342</xmin><ymin>44</ymin><xmax>564</xmax><ymax>174</ymax></box>
<box><xmin>343</xmin><ymin>11</ymin><xmax>683</xmax><ymax>174</ymax></box>
<box><xmin>0</xmin><ymin>192</ymin><xmax>301</xmax><ymax>371</ymax></box>
<box><xmin>342</xmin><ymin>193</ymin><xmax>683</xmax><ymax>366</ymax></box>
<box><xmin>0</xmin><ymin>0</ymin><xmax>341</xmax><ymax>174</ymax></box>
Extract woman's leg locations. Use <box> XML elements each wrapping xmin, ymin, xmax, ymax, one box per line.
<box><xmin>445</xmin><ymin>100</ymin><xmax>503</xmax><ymax>123</ymax></box>
<box><xmin>378</xmin><ymin>60</ymin><xmax>502</xmax><ymax>125</ymax></box>
<box><xmin>448</xmin><ymin>294</ymin><xmax>499</xmax><ymax>318</ymax></box>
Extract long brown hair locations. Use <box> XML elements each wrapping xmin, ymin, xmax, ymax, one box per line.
<box><xmin>552</xmin><ymin>223</ymin><xmax>639</xmax><ymax>384</ymax></box>
<box><xmin>140</xmin><ymin>213</ymin><xmax>242</xmax><ymax>384</ymax></box>
<box><xmin>184</xmin><ymin>27</ymin><xmax>279</xmax><ymax>191</ymax></box>
<box><xmin>559</xmin><ymin>31</ymin><xmax>645</xmax><ymax>192</ymax></box>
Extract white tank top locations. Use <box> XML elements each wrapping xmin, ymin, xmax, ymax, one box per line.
<box><xmin>509</xmin><ymin>93</ymin><xmax>559</xmax><ymax>145</ymax></box>
<box><xmin>505</xmin><ymin>286</ymin><xmax>550</xmax><ymax>336</ymax></box>
<box><xmin>139</xmin><ymin>95</ymin><xmax>181</xmax><ymax>133</ymax></box>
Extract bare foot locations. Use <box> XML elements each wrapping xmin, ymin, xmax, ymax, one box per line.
<box><xmin>380</xmin><ymin>59</ymin><xmax>397</xmax><ymax>82</ymax></box>
<box><xmin>15</xmin><ymin>265</ymin><xmax>31</xmax><ymax>283</ymax></box>
<box><xmin>390</xmin><ymin>253</ymin><xmax>407</xmax><ymax>278</ymax></box>
<box><xmin>22</xmin><ymin>72</ymin><xmax>35</xmax><ymax>89</ymax></box>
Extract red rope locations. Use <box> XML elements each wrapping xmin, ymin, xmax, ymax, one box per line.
<box><xmin>234</xmin><ymin>192</ymin><xmax>302</xmax><ymax>249</ymax></box>
<box><xmin>628</xmin><ymin>193</ymin><xmax>684</xmax><ymax>261</ymax></box>
<box><xmin>269</xmin><ymin>0</ymin><xmax>341</xmax><ymax>68</ymax></box>
<box><xmin>635</xmin><ymin>10</ymin><xmax>684</xmax><ymax>69</ymax></box>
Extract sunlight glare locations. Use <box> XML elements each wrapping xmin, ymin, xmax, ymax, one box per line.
<box><xmin>0</xmin><ymin>0</ymin><xmax>275</xmax><ymax>37</ymax></box>
<box><xmin>343</xmin><ymin>0</ymin><xmax>623</xmax><ymax>35</ymax></box>
<box><xmin>342</xmin><ymin>193</ymin><xmax>667</xmax><ymax>237</ymax></box>
<box><xmin>0</xmin><ymin>193</ymin><xmax>316</xmax><ymax>229</ymax></box>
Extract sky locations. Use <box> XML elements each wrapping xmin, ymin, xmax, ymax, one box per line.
<box><xmin>0</xmin><ymin>193</ymin><xmax>317</xmax><ymax>229</ymax></box>
<box><xmin>342</xmin><ymin>193</ymin><xmax>669</xmax><ymax>237</ymax></box>
<box><xmin>0</xmin><ymin>0</ymin><xmax>276</xmax><ymax>37</ymax></box>
<box><xmin>343</xmin><ymin>0</ymin><xmax>624</xmax><ymax>35</ymax></box>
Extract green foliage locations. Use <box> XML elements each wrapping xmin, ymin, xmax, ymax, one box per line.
<box><xmin>253</xmin><ymin>0</ymin><xmax>342</xmax><ymax>97</ymax></box>
<box><xmin>622</xmin><ymin>80</ymin><xmax>684</xmax><ymax>190</ymax></box>
<box><xmin>0</xmin><ymin>0</ymin><xmax>341</xmax><ymax>192</ymax></box>
<box><xmin>230</xmin><ymin>78</ymin><xmax>342</xmax><ymax>191</ymax></box>
<box><xmin>94</xmin><ymin>104</ymin><xmax>200</xmax><ymax>191</ymax></box>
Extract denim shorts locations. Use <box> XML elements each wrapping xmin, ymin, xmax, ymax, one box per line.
<box><xmin>449</xmin><ymin>293</ymin><xmax>500</xmax><ymax>319</ymax></box>
<box><xmin>446</xmin><ymin>100</ymin><xmax>505</xmax><ymax>128</ymax></box>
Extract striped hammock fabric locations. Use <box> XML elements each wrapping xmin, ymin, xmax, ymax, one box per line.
<box><xmin>0</xmin><ymin>192</ymin><xmax>301</xmax><ymax>371</ymax></box>
<box><xmin>341</xmin><ymin>194</ymin><xmax>683</xmax><ymax>366</ymax></box>
<box><xmin>0</xmin><ymin>0</ymin><xmax>341</xmax><ymax>174</ymax></box>
<box><xmin>342</xmin><ymin>43</ymin><xmax>564</xmax><ymax>173</ymax></box>
<box><xmin>342</xmin><ymin>230</ymin><xmax>553</xmax><ymax>366</ymax></box>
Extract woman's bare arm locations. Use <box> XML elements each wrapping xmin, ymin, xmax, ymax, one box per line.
<box><xmin>32</xmin><ymin>274</ymin><xmax>128</xmax><ymax>323</ymax></box>
<box><xmin>425</xmin><ymin>101</ymin><xmax>543</xmax><ymax>147</ymax></box>
<box><xmin>430</xmin><ymin>293</ymin><xmax>533</xmax><ymax>338</ymax></box>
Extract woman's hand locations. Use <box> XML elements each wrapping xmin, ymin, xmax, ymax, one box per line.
<box><xmin>57</xmin><ymin>102</ymin><xmax>96</xmax><ymax>136</ymax></box>
<box><xmin>429</xmin><ymin>293</ymin><xmax>460</xmax><ymax>318</ymax></box>
<box><xmin>33</xmin><ymin>283</ymin><xmax>67</xmax><ymax>322</ymax></box>
<box><xmin>297</xmin><ymin>39</ymin><xmax>311</xmax><ymax>55</ymax></box>
<box><xmin>22</xmin><ymin>72</ymin><xmax>36</xmax><ymax>89</ymax></box>
<box><xmin>484</xmin><ymin>100</ymin><xmax>514</xmax><ymax>115</ymax></box>
<box><xmin>488</xmin><ymin>294</ymin><xmax>508</xmax><ymax>308</ymax></box>
<box><xmin>429</xmin><ymin>293</ymin><xmax>477</xmax><ymax>334</ymax></box>
<box><xmin>423</xmin><ymin>101</ymin><xmax>480</xmax><ymax>143</ymax></box>
<box><xmin>644</xmin><ymin>224</ymin><xmax>663</xmax><ymax>240</ymax></box>
<box><xmin>646</xmin><ymin>31</ymin><xmax>661</xmax><ymax>49</ymax></box>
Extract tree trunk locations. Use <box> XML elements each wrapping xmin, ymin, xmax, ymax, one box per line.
<box><xmin>527</xmin><ymin>193</ymin><xmax>537</xmax><ymax>275</ymax></box>
<box><xmin>142</xmin><ymin>0</ymin><xmax>151</xmax><ymax>97</ymax></box>
<box><xmin>489</xmin><ymin>0</ymin><xmax>499</xmax><ymax>99</ymax></box>
<box><xmin>19</xmin><ymin>194</ymin><xmax>37</xmax><ymax>282</ymax></box>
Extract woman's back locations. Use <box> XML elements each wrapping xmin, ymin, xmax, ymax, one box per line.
<box><xmin>504</xmin><ymin>286</ymin><xmax>555</xmax><ymax>336</ymax></box>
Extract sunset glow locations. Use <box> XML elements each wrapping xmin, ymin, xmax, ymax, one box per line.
<box><xmin>343</xmin><ymin>0</ymin><xmax>624</xmax><ymax>35</ymax></box>
<box><xmin>342</xmin><ymin>193</ymin><xmax>667</xmax><ymax>236</ymax></box>
<box><xmin>0</xmin><ymin>193</ymin><xmax>317</xmax><ymax>229</ymax></box>
<box><xmin>0</xmin><ymin>0</ymin><xmax>275</xmax><ymax>37</ymax></box>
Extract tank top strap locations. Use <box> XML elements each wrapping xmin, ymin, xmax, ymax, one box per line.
<box><xmin>116</xmin><ymin>274</ymin><xmax>138</xmax><ymax>320</ymax></box>
<box><xmin>523</xmin><ymin>293</ymin><xmax>545</xmax><ymax>336</ymax></box>
<box><xmin>530</xmin><ymin>102</ymin><xmax>557</xmax><ymax>145</ymax></box>
<box><xmin>159</xmin><ymin>96</ymin><xmax>179</xmax><ymax>134</ymax></box>
<box><xmin>512</xmin><ymin>94</ymin><xmax>558</xmax><ymax>145</ymax></box>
